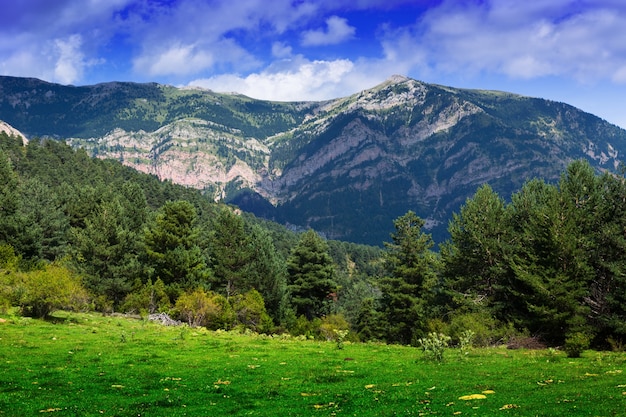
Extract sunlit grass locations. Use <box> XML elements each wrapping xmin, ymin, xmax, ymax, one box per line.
<box><xmin>1</xmin><ymin>311</ymin><xmax>625</xmax><ymax>416</ymax></box>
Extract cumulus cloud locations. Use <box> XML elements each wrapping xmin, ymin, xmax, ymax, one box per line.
<box><xmin>53</xmin><ymin>34</ymin><xmax>86</xmax><ymax>84</ymax></box>
<box><xmin>395</xmin><ymin>0</ymin><xmax>626</xmax><ymax>83</ymax></box>
<box><xmin>301</xmin><ymin>16</ymin><xmax>356</xmax><ymax>46</ymax></box>
<box><xmin>188</xmin><ymin>57</ymin><xmax>361</xmax><ymax>101</ymax></box>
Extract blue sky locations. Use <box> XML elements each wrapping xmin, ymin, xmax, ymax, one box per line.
<box><xmin>2</xmin><ymin>0</ymin><xmax>626</xmax><ymax>128</ymax></box>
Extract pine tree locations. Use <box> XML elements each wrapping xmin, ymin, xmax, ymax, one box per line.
<box><xmin>378</xmin><ymin>211</ymin><xmax>439</xmax><ymax>345</ymax></box>
<box><xmin>144</xmin><ymin>200</ymin><xmax>210</xmax><ymax>289</ymax></box>
<box><xmin>287</xmin><ymin>229</ymin><xmax>337</xmax><ymax>320</ymax></box>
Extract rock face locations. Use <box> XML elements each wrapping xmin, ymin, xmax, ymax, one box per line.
<box><xmin>0</xmin><ymin>120</ymin><xmax>27</xmax><ymax>145</ymax></box>
<box><xmin>1</xmin><ymin>75</ymin><xmax>626</xmax><ymax>245</ymax></box>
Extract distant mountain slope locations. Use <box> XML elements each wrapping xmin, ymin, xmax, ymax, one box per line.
<box><xmin>1</xmin><ymin>75</ymin><xmax>625</xmax><ymax>245</ymax></box>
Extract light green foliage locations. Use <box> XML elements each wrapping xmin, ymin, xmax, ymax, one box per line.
<box><xmin>173</xmin><ymin>288</ymin><xmax>233</xmax><ymax>329</ymax></box>
<box><xmin>564</xmin><ymin>331</ymin><xmax>591</xmax><ymax>358</ymax></box>
<box><xmin>121</xmin><ymin>278</ymin><xmax>171</xmax><ymax>315</ymax></box>
<box><xmin>458</xmin><ymin>330</ymin><xmax>475</xmax><ymax>355</ymax></box>
<box><xmin>0</xmin><ymin>263</ymin><xmax>89</xmax><ymax>318</ymax></box>
<box><xmin>418</xmin><ymin>332</ymin><xmax>451</xmax><ymax>362</ymax></box>
<box><xmin>230</xmin><ymin>289</ymin><xmax>273</xmax><ymax>333</ymax></box>
<box><xmin>318</xmin><ymin>313</ymin><xmax>351</xmax><ymax>341</ymax></box>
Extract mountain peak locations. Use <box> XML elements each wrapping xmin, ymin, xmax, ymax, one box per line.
<box><xmin>386</xmin><ymin>74</ymin><xmax>412</xmax><ymax>84</ymax></box>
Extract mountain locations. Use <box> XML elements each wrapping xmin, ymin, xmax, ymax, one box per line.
<box><xmin>1</xmin><ymin>74</ymin><xmax>625</xmax><ymax>245</ymax></box>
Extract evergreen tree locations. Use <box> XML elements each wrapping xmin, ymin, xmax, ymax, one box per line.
<box><xmin>208</xmin><ymin>209</ymin><xmax>253</xmax><ymax>296</ymax></box>
<box><xmin>286</xmin><ymin>229</ymin><xmax>337</xmax><ymax>320</ymax></box>
<box><xmin>144</xmin><ymin>200</ymin><xmax>210</xmax><ymax>289</ymax></box>
<box><xmin>441</xmin><ymin>185</ymin><xmax>513</xmax><ymax>317</ymax></box>
<box><xmin>17</xmin><ymin>178</ymin><xmax>69</xmax><ymax>261</ymax></box>
<box><xmin>507</xmin><ymin>178</ymin><xmax>592</xmax><ymax>342</ymax></box>
<box><xmin>0</xmin><ymin>150</ymin><xmax>21</xmax><ymax>249</ymax></box>
<box><xmin>245</xmin><ymin>224</ymin><xmax>288</xmax><ymax>321</ymax></box>
<box><xmin>377</xmin><ymin>211</ymin><xmax>439</xmax><ymax>345</ymax></box>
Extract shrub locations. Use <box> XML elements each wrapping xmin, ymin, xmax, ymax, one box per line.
<box><xmin>0</xmin><ymin>263</ymin><xmax>89</xmax><ymax>318</ymax></box>
<box><xmin>173</xmin><ymin>289</ymin><xmax>234</xmax><ymax>329</ymax></box>
<box><xmin>319</xmin><ymin>314</ymin><xmax>350</xmax><ymax>341</ymax></box>
<box><xmin>458</xmin><ymin>329</ymin><xmax>475</xmax><ymax>355</ymax></box>
<box><xmin>230</xmin><ymin>289</ymin><xmax>273</xmax><ymax>333</ymax></box>
<box><xmin>564</xmin><ymin>331</ymin><xmax>591</xmax><ymax>358</ymax></box>
<box><xmin>447</xmin><ymin>312</ymin><xmax>519</xmax><ymax>347</ymax></box>
<box><xmin>418</xmin><ymin>332</ymin><xmax>451</xmax><ymax>362</ymax></box>
<box><xmin>289</xmin><ymin>315</ymin><xmax>321</xmax><ymax>339</ymax></box>
<box><xmin>121</xmin><ymin>278</ymin><xmax>170</xmax><ymax>315</ymax></box>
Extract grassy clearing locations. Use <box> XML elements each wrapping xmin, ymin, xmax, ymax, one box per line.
<box><xmin>1</xmin><ymin>311</ymin><xmax>625</xmax><ymax>416</ymax></box>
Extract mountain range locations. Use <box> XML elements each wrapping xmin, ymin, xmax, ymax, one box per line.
<box><xmin>1</xmin><ymin>74</ymin><xmax>625</xmax><ymax>245</ymax></box>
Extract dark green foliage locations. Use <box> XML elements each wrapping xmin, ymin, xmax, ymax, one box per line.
<box><xmin>144</xmin><ymin>200</ymin><xmax>210</xmax><ymax>289</ymax></box>
<box><xmin>17</xmin><ymin>178</ymin><xmax>69</xmax><ymax>261</ymax></box>
<box><xmin>287</xmin><ymin>230</ymin><xmax>337</xmax><ymax>320</ymax></box>
<box><xmin>0</xmin><ymin>150</ymin><xmax>21</xmax><ymax>248</ymax></box>
<box><xmin>71</xmin><ymin>183</ymin><xmax>149</xmax><ymax>305</ymax></box>
<box><xmin>207</xmin><ymin>209</ymin><xmax>254</xmax><ymax>296</ymax></box>
<box><xmin>440</xmin><ymin>160</ymin><xmax>626</xmax><ymax>347</ymax></box>
<box><xmin>377</xmin><ymin>211</ymin><xmax>439</xmax><ymax>345</ymax></box>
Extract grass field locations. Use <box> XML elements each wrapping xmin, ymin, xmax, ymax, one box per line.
<box><xmin>1</xmin><ymin>311</ymin><xmax>625</xmax><ymax>416</ymax></box>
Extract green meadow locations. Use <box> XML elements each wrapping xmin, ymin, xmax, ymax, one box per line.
<box><xmin>1</xmin><ymin>311</ymin><xmax>625</xmax><ymax>417</ymax></box>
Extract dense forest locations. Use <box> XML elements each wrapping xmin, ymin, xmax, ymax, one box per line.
<box><xmin>2</xmin><ymin>131</ymin><xmax>626</xmax><ymax>355</ymax></box>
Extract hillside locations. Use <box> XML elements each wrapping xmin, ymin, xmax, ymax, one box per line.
<box><xmin>1</xmin><ymin>75</ymin><xmax>625</xmax><ymax>244</ymax></box>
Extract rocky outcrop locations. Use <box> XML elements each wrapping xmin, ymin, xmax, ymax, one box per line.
<box><xmin>0</xmin><ymin>120</ymin><xmax>27</xmax><ymax>145</ymax></box>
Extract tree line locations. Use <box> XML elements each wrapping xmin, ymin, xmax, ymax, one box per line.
<box><xmin>1</xmin><ymin>131</ymin><xmax>626</xmax><ymax>352</ymax></box>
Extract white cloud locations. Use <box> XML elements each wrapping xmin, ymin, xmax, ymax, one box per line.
<box><xmin>188</xmin><ymin>57</ymin><xmax>360</xmax><ymax>101</ymax></box>
<box><xmin>394</xmin><ymin>0</ymin><xmax>626</xmax><ymax>83</ymax></box>
<box><xmin>271</xmin><ymin>42</ymin><xmax>293</xmax><ymax>58</ymax></box>
<box><xmin>134</xmin><ymin>43</ymin><xmax>214</xmax><ymax>76</ymax></box>
<box><xmin>301</xmin><ymin>16</ymin><xmax>356</xmax><ymax>46</ymax></box>
<box><xmin>53</xmin><ymin>34</ymin><xmax>86</xmax><ymax>84</ymax></box>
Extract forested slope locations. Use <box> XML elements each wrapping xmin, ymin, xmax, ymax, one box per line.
<box><xmin>2</xmin><ymin>131</ymin><xmax>626</xmax><ymax>353</ymax></box>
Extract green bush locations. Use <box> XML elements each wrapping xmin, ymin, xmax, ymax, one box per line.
<box><xmin>418</xmin><ymin>332</ymin><xmax>451</xmax><ymax>362</ymax></box>
<box><xmin>564</xmin><ymin>331</ymin><xmax>591</xmax><ymax>358</ymax></box>
<box><xmin>0</xmin><ymin>263</ymin><xmax>89</xmax><ymax>318</ymax></box>
<box><xmin>230</xmin><ymin>289</ymin><xmax>273</xmax><ymax>333</ymax></box>
<box><xmin>289</xmin><ymin>315</ymin><xmax>321</xmax><ymax>339</ymax></box>
<box><xmin>447</xmin><ymin>312</ymin><xmax>519</xmax><ymax>347</ymax></box>
<box><xmin>121</xmin><ymin>278</ymin><xmax>170</xmax><ymax>315</ymax></box>
<box><xmin>173</xmin><ymin>289</ymin><xmax>234</xmax><ymax>329</ymax></box>
<box><xmin>319</xmin><ymin>314</ymin><xmax>350</xmax><ymax>341</ymax></box>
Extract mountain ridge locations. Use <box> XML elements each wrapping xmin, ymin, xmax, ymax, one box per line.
<box><xmin>1</xmin><ymin>75</ymin><xmax>625</xmax><ymax>245</ymax></box>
